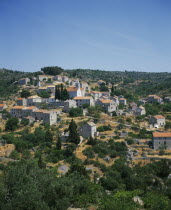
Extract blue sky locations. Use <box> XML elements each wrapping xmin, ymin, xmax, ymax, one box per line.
<box><xmin>0</xmin><ymin>0</ymin><xmax>171</xmax><ymax>72</ymax></box>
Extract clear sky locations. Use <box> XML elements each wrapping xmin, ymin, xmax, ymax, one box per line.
<box><xmin>0</xmin><ymin>0</ymin><xmax>171</xmax><ymax>72</ymax></box>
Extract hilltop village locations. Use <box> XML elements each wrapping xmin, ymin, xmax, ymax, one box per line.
<box><xmin>0</xmin><ymin>68</ymin><xmax>171</xmax><ymax>164</ymax></box>
<box><xmin>0</xmin><ymin>68</ymin><xmax>171</xmax><ymax>208</ymax></box>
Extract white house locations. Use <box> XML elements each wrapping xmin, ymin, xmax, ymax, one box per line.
<box><xmin>97</xmin><ymin>99</ymin><xmax>117</xmax><ymax>113</ymax></box>
<box><xmin>119</xmin><ymin>98</ymin><xmax>127</xmax><ymax>106</ymax></box>
<box><xmin>153</xmin><ymin>132</ymin><xmax>171</xmax><ymax>150</ymax></box>
<box><xmin>79</xmin><ymin>122</ymin><xmax>98</xmax><ymax>138</ymax></box>
<box><xmin>38</xmin><ymin>75</ymin><xmax>48</xmax><ymax>81</ymax></box>
<box><xmin>16</xmin><ymin>98</ymin><xmax>27</xmax><ymax>106</ymax></box>
<box><xmin>149</xmin><ymin>115</ymin><xmax>166</xmax><ymax>128</ymax></box>
<box><xmin>63</xmin><ymin>100</ymin><xmax>77</xmax><ymax>112</ymax></box>
<box><xmin>73</xmin><ymin>96</ymin><xmax>94</xmax><ymax>108</ymax></box>
<box><xmin>27</xmin><ymin>95</ymin><xmax>42</xmax><ymax>106</ymax></box>
<box><xmin>147</xmin><ymin>95</ymin><xmax>163</xmax><ymax>104</ymax></box>
<box><xmin>18</xmin><ymin>78</ymin><xmax>30</xmax><ymax>85</ymax></box>
<box><xmin>134</xmin><ymin>106</ymin><xmax>146</xmax><ymax>116</ymax></box>
<box><xmin>66</xmin><ymin>87</ymin><xmax>82</xmax><ymax>98</ymax></box>
<box><xmin>32</xmin><ymin>109</ymin><xmax>57</xmax><ymax>125</ymax></box>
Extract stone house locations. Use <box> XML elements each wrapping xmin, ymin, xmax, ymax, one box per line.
<box><xmin>73</xmin><ymin>96</ymin><xmax>94</xmax><ymax>108</ymax></box>
<box><xmin>27</xmin><ymin>95</ymin><xmax>42</xmax><ymax>106</ymax></box>
<box><xmin>62</xmin><ymin>76</ymin><xmax>69</xmax><ymax>82</ymax></box>
<box><xmin>63</xmin><ymin>100</ymin><xmax>77</xmax><ymax>112</ymax></box>
<box><xmin>53</xmin><ymin>75</ymin><xmax>62</xmax><ymax>81</ymax></box>
<box><xmin>91</xmin><ymin>91</ymin><xmax>102</xmax><ymax>101</ymax></box>
<box><xmin>10</xmin><ymin>106</ymin><xmax>25</xmax><ymax>118</ymax></box>
<box><xmin>16</xmin><ymin>98</ymin><xmax>27</xmax><ymax>106</ymax></box>
<box><xmin>0</xmin><ymin>104</ymin><xmax>7</xmax><ymax>111</ymax></box>
<box><xmin>22</xmin><ymin>106</ymin><xmax>38</xmax><ymax>118</ymax></box>
<box><xmin>32</xmin><ymin>109</ymin><xmax>57</xmax><ymax>125</ymax></box>
<box><xmin>153</xmin><ymin>132</ymin><xmax>171</xmax><ymax>150</ymax></box>
<box><xmin>96</xmin><ymin>99</ymin><xmax>117</xmax><ymax>113</ymax></box>
<box><xmin>119</xmin><ymin>98</ymin><xmax>127</xmax><ymax>106</ymax></box>
<box><xmin>18</xmin><ymin>78</ymin><xmax>30</xmax><ymax>85</ymax></box>
<box><xmin>147</xmin><ymin>95</ymin><xmax>163</xmax><ymax>104</ymax></box>
<box><xmin>66</xmin><ymin>87</ymin><xmax>82</xmax><ymax>98</ymax></box>
<box><xmin>134</xmin><ymin>106</ymin><xmax>146</xmax><ymax>116</ymax></box>
<box><xmin>149</xmin><ymin>115</ymin><xmax>165</xmax><ymax>128</ymax></box>
<box><xmin>10</xmin><ymin>106</ymin><xmax>38</xmax><ymax>118</ymax></box>
<box><xmin>38</xmin><ymin>75</ymin><xmax>48</xmax><ymax>81</ymax></box>
<box><xmin>48</xmin><ymin>96</ymin><xmax>56</xmax><ymax>103</ymax></box>
<box><xmin>79</xmin><ymin>122</ymin><xmax>98</xmax><ymax>138</ymax></box>
<box><xmin>69</xmin><ymin>79</ymin><xmax>79</xmax><ymax>86</ymax></box>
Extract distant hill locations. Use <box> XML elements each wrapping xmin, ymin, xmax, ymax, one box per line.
<box><xmin>66</xmin><ymin>69</ymin><xmax>171</xmax><ymax>96</ymax></box>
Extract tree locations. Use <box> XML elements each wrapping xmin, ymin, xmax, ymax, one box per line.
<box><xmin>41</xmin><ymin>66</ymin><xmax>64</xmax><ymax>75</ymax></box>
<box><xmin>56</xmin><ymin>135</ymin><xmax>62</xmax><ymax>150</ymax></box>
<box><xmin>87</xmin><ymin>136</ymin><xmax>96</xmax><ymax>146</ymax></box>
<box><xmin>5</xmin><ymin>117</ymin><xmax>19</xmax><ymax>131</ymax></box>
<box><xmin>63</xmin><ymin>88</ymin><xmax>69</xmax><ymax>100</ymax></box>
<box><xmin>38</xmin><ymin>156</ymin><xmax>46</xmax><ymax>169</ymax></box>
<box><xmin>69</xmin><ymin>107</ymin><xmax>83</xmax><ymax>117</ymax></box>
<box><xmin>55</xmin><ymin>85</ymin><xmax>60</xmax><ymax>100</ymax></box>
<box><xmin>55</xmin><ymin>85</ymin><xmax>69</xmax><ymax>100</ymax></box>
<box><xmin>20</xmin><ymin>118</ymin><xmax>29</xmax><ymax>126</ymax></box>
<box><xmin>45</xmin><ymin>129</ymin><xmax>53</xmax><ymax>147</ymax></box>
<box><xmin>68</xmin><ymin>119</ymin><xmax>80</xmax><ymax>144</ymax></box>
<box><xmin>20</xmin><ymin>89</ymin><xmax>31</xmax><ymax>98</ymax></box>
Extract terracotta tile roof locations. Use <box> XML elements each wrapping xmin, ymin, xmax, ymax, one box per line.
<box><xmin>24</xmin><ymin>106</ymin><xmax>36</xmax><ymax>110</ymax></box>
<box><xmin>11</xmin><ymin>106</ymin><xmax>25</xmax><ymax>109</ymax></box>
<box><xmin>99</xmin><ymin>99</ymin><xmax>113</xmax><ymax>103</ymax></box>
<box><xmin>17</xmin><ymin>98</ymin><xmax>24</xmax><ymax>100</ymax></box>
<box><xmin>34</xmin><ymin>109</ymin><xmax>51</xmax><ymax>114</ymax></box>
<box><xmin>74</xmin><ymin>96</ymin><xmax>92</xmax><ymax>100</ymax></box>
<box><xmin>148</xmin><ymin>95</ymin><xmax>161</xmax><ymax>99</ymax></box>
<box><xmin>119</xmin><ymin>98</ymin><xmax>126</xmax><ymax>100</ymax></box>
<box><xmin>28</xmin><ymin>95</ymin><xmax>41</xmax><ymax>99</ymax></box>
<box><xmin>153</xmin><ymin>132</ymin><xmax>171</xmax><ymax>138</ymax></box>
<box><xmin>0</xmin><ymin>104</ymin><xmax>5</xmax><ymax>107</ymax></box>
<box><xmin>154</xmin><ymin>115</ymin><xmax>165</xmax><ymax>119</ymax></box>
<box><xmin>66</xmin><ymin>87</ymin><xmax>78</xmax><ymax>92</ymax></box>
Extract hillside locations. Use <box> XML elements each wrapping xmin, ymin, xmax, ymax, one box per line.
<box><xmin>0</xmin><ymin>68</ymin><xmax>32</xmax><ymax>98</ymax></box>
<box><xmin>66</xmin><ymin>69</ymin><xmax>171</xmax><ymax>96</ymax></box>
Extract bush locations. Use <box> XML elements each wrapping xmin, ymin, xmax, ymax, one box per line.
<box><xmin>97</xmin><ymin>125</ymin><xmax>112</xmax><ymax>132</ymax></box>
<box><xmin>69</xmin><ymin>107</ymin><xmax>83</xmax><ymax>117</ymax></box>
<box><xmin>83</xmin><ymin>147</ymin><xmax>95</xmax><ymax>158</ymax></box>
<box><xmin>20</xmin><ymin>118</ymin><xmax>29</xmax><ymax>126</ymax></box>
<box><xmin>5</xmin><ymin>117</ymin><xmax>19</xmax><ymax>131</ymax></box>
<box><xmin>9</xmin><ymin>150</ymin><xmax>20</xmax><ymax>160</ymax></box>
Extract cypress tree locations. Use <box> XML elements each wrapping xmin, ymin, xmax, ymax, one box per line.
<box><xmin>60</xmin><ymin>84</ymin><xmax>64</xmax><ymax>100</ymax></box>
<box><xmin>63</xmin><ymin>88</ymin><xmax>69</xmax><ymax>100</ymax></box>
<box><xmin>56</xmin><ymin>135</ymin><xmax>62</xmax><ymax>150</ymax></box>
<box><xmin>38</xmin><ymin>155</ymin><xmax>46</xmax><ymax>169</ymax></box>
<box><xmin>68</xmin><ymin>119</ymin><xmax>80</xmax><ymax>145</ymax></box>
<box><xmin>55</xmin><ymin>85</ymin><xmax>60</xmax><ymax>100</ymax></box>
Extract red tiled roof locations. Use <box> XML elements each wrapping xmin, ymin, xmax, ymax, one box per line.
<box><xmin>154</xmin><ymin>115</ymin><xmax>165</xmax><ymax>119</ymax></box>
<box><xmin>153</xmin><ymin>132</ymin><xmax>171</xmax><ymax>138</ymax></box>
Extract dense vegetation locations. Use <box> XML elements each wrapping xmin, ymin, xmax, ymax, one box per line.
<box><xmin>0</xmin><ymin>68</ymin><xmax>31</xmax><ymax>98</ymax></box>
<box><xmin>41</xmin><ymin>66</ymin><xmax>64</xmax><ymax>75</ymax></box>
